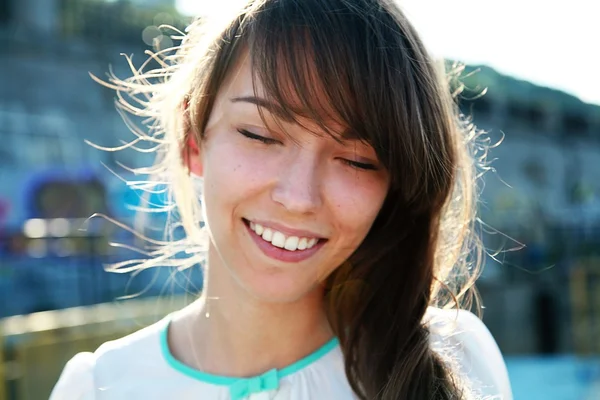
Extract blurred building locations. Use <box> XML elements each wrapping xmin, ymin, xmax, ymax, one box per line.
<box><xmin>0</xmin><ymin>0</ymin><xmax>187</xmax><ymax>229</ymax></box>
<box><xmin>0</xmin><ymin>0</ymin><xmax>195</xmax><ymax>318</ymax></box>
<box><xmin>458</xmin><ymin>66</ymin><xmax>600</xmax><ymax>354</ymax></box>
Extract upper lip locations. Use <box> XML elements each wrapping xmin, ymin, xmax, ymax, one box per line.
<box><xmin>245</xmin><ymin>218</ymin><xmax>326</xmax><ymax>239</ymax></box>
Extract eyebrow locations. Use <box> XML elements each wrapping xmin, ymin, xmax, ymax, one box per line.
<box><xmin>230</xmin><ymin>95</ymin><xmax>358</xmax><ymax>141</ymax></box>
<box><xmin>230</xmin><ymin>96</ymin><xmax>295</xmax><ymax>123</ymax></box>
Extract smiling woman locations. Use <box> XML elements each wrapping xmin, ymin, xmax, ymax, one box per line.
<box><xmin>50</xmin><ymin>1</ymin><xmax>512</xmax><ymax>399</ymax></box>
<box><xmin>191</xmin><ymin>52</ymin><xmax>389</xmax><ymax>306</ymax></box>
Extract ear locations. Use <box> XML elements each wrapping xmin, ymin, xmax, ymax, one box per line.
<box><xmin>183</xmin><ymin>132</ymin><xmax>203</xmax><ymax>177</ymax></box>
<box><xmin>181</xmin><ymin>97</ymin><xmax>204</xmax><ymax>177</ymax></box>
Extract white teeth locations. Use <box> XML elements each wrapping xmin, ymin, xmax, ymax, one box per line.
<box><xmin>249</xmin><ymin>221</ymin><xmax>320</xmax><ymax>251</ymax></box>
<box><xmin>297</xmin><ymin>237</ymin><xmax>308</xmax><ymax>250</ymax></box>
<box><xmin>284</xmin><ymin>236</ymin><xmax>299</xmax><ymax>251</ymax></box>
<box><xmin>262</xmin><ymin>228</ymin><xmax>273</xmax><ymax>242</ymax></box>
<box><xmin>271</xmin><ymin>231</ymin><xmax>286</xmax><ymax>248</ymax></box>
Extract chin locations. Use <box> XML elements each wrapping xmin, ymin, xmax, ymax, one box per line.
<box><xmin>241</xmin><ymin>273</ymin><xmax>321</xmax><ymax>304</ymax></box>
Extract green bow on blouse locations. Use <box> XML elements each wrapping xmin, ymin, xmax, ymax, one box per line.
<box><xmin>228</xmin><ymin>368</ymin><xmax>280</xmax><ymax>399</ymax></box>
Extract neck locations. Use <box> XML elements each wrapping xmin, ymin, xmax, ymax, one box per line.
<box><xmin>168</xmin><ymin>252</ymin><xmax>335</xmax><ymax>378</ymax></box>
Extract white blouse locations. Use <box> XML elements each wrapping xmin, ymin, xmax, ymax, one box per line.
<box><xmin>50</xmin><ymin>308</ymin><xmax>512</xmax><ymax>400</ymax></box>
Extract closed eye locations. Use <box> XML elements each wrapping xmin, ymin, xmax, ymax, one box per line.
<box><xmin>342</xmin><ymin>159</ymin><xmax>378</xmax><ymax>171</ymax></box>
<box><xmin>238</xmin><ymin>128</ymin><xmax>377</xmax><ymax>170</ymax></box>
<box><xmin>237</xmin><ymin>129</ymin><xmax>280</xmax><ymax>145</ymax></box>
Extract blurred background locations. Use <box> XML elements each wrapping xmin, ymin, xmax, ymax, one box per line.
<box><xmin>0</xmin><ymin>0</ymin><xmax>598</xmax><ymax>399</ymax></box>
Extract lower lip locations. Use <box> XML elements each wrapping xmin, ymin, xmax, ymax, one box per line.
<box><xmin>243</xmin><ymin>220</ymin><xmax>326</xmax><ymax>263</ymax></box>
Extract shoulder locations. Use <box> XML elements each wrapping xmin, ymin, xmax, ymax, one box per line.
<box><xmin>50</xmin><ymin>352</ymin><xmax>97</xmax><ymax>400</ymax></box>
<box><xmin>93</xmin><ymin>317</ymin><xmax>166</xmax><ymax>372</ymax></box>
<box><xmin>50</xmin><ymin>317</ymin><xmax>169</xmax><ymax>400</ymax></box>
<box><xmin>425</xmin><ymin>307</ymin><xmax>513</xmax><ymax>400</ymax></box>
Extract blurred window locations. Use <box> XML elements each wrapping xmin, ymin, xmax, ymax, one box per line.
<box><xmin>31</xmin><ymin>179</ymin><xmax>108</xmax><ymax>219</ymax></box>
<box><xmin>0</xmin><ymin>0</ymin><xmax>10</xmax><ymax>24</ymax></box>
<box><xmin>459</xmin><ymin>96</ymin><xmax>492</xmax><ymax>120</ymax></box>
<box><xmin>20</xmin><ymin>133</ymin><xmax>65</xmax><ymax>166</ymax></box>
<box><xmin>562</xmin><ymin>112</ymin><xmax>589</xmax><ymax>136</ymax></box>
<box><xmin>472</xmin><ymin>96</ymin><xmax>492</xmax><ymax>115</ymax></box>
<box><xmin>2</xmin><ymin>109</ymin><xmax>82</xmax><ymax>167</ymax></box>
<box><xmin>507</xmin><ymin>101</ymin><xmax>527</xmax><ymax>122</ymax></box>
<box><xmin>506</xmin><ymin>101</ymin><xmax>548</xmax><ymax>131</ymax></box>
<box><xmin>0</xmin><ymin>131</ymin><xmax>15</xmax><ymax>167</ymax></box>
<box><xmin>525</xmin><ymin>105</ymin><xmax>545</xmax><ymax>130</ymax></box>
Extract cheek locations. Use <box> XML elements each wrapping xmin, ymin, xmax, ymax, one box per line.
<box><xmin>326</xmin><ymin>173</ymin><xmax>387</xmax><ymax>240</ymax></box>
<box><xmin>318</xmin><ymin>176</ymin><xmax>385</xmax><ymax>278</ymax></box>
<box><xmin>202</xmin><ymin>140</ymin><xmax>272</xmax><ymax>210</ymax></box>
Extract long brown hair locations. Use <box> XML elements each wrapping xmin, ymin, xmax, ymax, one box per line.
<box><xmin>101</xmin><ymin>0</ymin><xmax>484</xmax><ymax>398</ymax></box>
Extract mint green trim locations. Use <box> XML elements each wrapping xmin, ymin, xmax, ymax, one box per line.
<box><xmin>278</xmin><ymin>335</ymin><xmax>339</xmax><ymax>377</ymax></box>
<box><xmin>160</xmin><ymin>316</ymin><xmax>237</xmax><ymax>385</ymax></box>
<box><xmin>159</xmin><ymin>314</ymin><xmax>339</xmax><ymax>385</ymax></box>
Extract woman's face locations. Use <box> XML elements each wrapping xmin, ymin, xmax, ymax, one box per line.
<box><xmin>195</xmin><ymin>53</ymin><xmax>389</xmax><ymax>303</ymax></box>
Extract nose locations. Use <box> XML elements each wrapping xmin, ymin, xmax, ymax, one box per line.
<box><xmin>271</xmin><ymin>151</ymin><xmax>323</xmax><ymax>214</ymax></box>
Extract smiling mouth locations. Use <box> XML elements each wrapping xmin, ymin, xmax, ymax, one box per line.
<box><xmin>242</xmin><ymin>218</ymin><xmax>325</xmax><ymax>252</ymax></box>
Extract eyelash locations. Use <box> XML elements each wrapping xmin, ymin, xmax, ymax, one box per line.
<box><xmin>237</xmin><ymin>129</ymin><xmax>378</xmax><ymax>171</ymax></box>
<box><xmin>237</xmin><ymin>129</ymin><xmax>280</xmax><ymax>145</ymax></box>
<box><xmin>342</xmin><ymin>160</ymin><xmax>378</xmax><ymax>171</ymax></box>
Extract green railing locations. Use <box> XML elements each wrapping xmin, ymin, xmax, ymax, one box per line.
<box><xmin>571</xmin><ymin>257</ymin><xmax>600</xmax><ymax>355</ymax></box>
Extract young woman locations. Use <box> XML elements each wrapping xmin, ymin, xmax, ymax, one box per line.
<box><xmin>51</xmin><ymin>0</ymin><xmax>512</xmax><ymax>398</ymax></box>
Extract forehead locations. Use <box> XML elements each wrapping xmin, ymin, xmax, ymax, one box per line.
<box><xmin>221</xmin><ymin>51</ymin><xmax>255</xmax><ymax>97</ymax></box>
<box><xmin>220</xmin><ymin>49</ymin><xmax>354</xmax><ymax>140</ymax></box>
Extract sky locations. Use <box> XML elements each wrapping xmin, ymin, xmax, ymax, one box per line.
<box><xmin>176</xmin><ymin>0</ymin><xmax>600</xmax><ymax>106</ymax></box>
